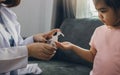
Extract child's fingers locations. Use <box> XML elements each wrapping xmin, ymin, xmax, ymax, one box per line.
<box><xmin>55</xmin><ymin>42</ymin><xmax>64</xmax><ymax>49</ymax></box>
<box><xmin>55</xmin><ymin>42</ymin><xmax>61</xmax><ymax>47</ymax></box>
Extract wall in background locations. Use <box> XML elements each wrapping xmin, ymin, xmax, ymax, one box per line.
<box><xmin>12</xmin><ymin>0</ymin><xmax>53</xmax><ymax>37</ymax></box>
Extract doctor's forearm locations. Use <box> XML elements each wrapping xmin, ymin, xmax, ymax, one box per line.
<box><xmin>0</xmin><ymin>46</ymin><xmax>28</xmax><ymax>73</ymax></box>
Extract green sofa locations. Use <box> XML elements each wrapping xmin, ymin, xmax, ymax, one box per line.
<box><xmin>29</xmin><ymin>18</ymin><xmax>103</xmax><ymax>75</ymax></box>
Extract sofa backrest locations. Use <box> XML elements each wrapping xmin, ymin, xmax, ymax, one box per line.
<box><xmin>53</xmin><ymin>18</ymin><xmax>103</xmax><ymax>67</ymax></box>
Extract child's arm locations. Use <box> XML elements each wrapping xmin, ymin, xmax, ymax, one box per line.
<box><xmin>56</xmin><ymin>42</ymin><xmax>96</xmax><ymax>63</ymax></box>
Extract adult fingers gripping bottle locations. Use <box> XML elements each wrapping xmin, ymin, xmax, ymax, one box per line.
<box><xmin>47</xmin><ymin>32</ymin><xmax>64</xmax><ymax>49</ymax></box>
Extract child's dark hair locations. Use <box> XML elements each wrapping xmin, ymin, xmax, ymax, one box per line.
<box><xmin>2</xmin><ymin>0</ymin><xmax>21</xmax><ymax>7</ymax></box>
<box><xmin>94</xmin><ymin>0</ymin><xmax>120</xmax><ymax>12</ymax></box>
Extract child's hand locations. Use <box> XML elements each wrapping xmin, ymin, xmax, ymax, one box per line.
<box><xmin>55</xmin><ymin>41</ymin><xmax>74</xmax><ymax>50</ymax></box>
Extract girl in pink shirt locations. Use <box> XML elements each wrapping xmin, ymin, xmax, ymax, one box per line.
<box><xmin>56</xmin><ymin>0</ymin><xmax>120</xmax><ymax>75</ymax></box>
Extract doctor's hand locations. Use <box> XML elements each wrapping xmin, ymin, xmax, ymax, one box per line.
<box><xmin>27</xmin><ymin>43</ymin><xmax>56</xmax><ymax>60</ymax></box>
<box><xmin>33</xmin><ymin>29</ymin><xmax>61</xmax><ymax>43</ymax></box>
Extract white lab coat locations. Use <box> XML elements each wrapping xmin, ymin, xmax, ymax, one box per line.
<box><xmin>0</xmin><ymin>4</ymin><xmax>34</xmax><ymax>74</ymax></box>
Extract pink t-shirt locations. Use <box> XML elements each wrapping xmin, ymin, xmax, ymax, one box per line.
<box><xmin>90</xmin><ymin>25</ymin><xmax>120</xmax><ymax>75</ymax></box>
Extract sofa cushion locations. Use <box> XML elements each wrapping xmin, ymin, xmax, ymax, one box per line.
<box><xmin>53</xmin><ymin>18</ymin><xmax>103</xmax><ymax>67</ymax></box>
<box><xmin>29</xmin><ymin>60</ymin><xmax>91</xmax><ymax>75</ymax></box>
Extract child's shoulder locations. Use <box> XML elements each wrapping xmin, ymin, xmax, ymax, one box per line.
<box><xmin>95</xmin><ymin>25</ymin><xmax>106</xmax><ymax>31</ymax></box>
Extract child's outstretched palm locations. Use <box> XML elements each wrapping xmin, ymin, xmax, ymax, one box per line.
<box><xmin>55</xmin><ymin>41</ymin><xmax>74</xmax><ymax>50</ymax></box>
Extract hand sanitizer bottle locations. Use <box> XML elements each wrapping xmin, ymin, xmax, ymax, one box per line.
<box><xmin>47</xmin><ymin>32</ymin><xmax>64</xmax><ymax>49</ymax></box>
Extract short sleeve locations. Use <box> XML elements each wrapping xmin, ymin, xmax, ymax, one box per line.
<box><xmin>89</xmin><ymin>28</ymin><xmax>98</xmax><ymax>48</ymax></box>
